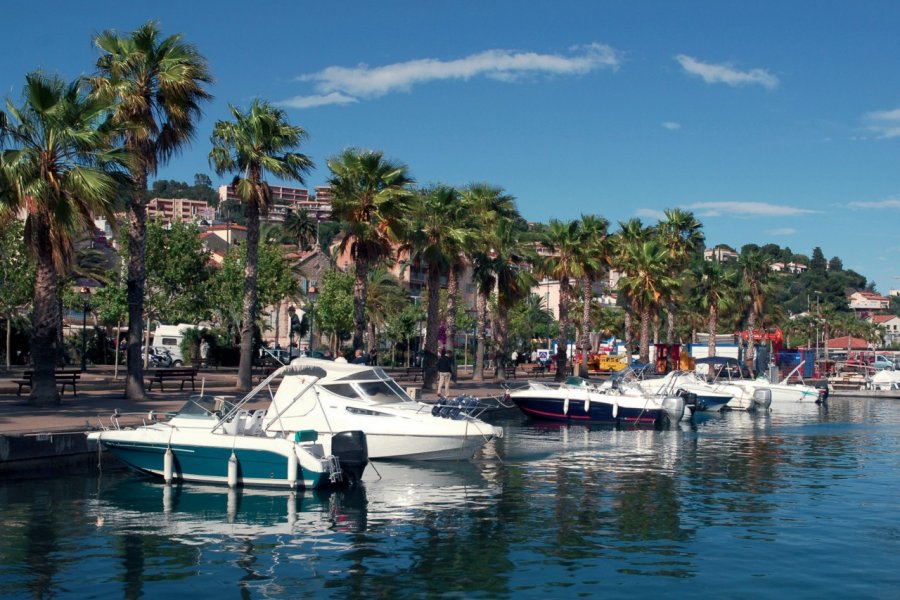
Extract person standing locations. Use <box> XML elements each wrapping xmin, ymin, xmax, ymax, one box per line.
<box><xmin>437</xmin><ymin>349</ymin><xmax>454</xmax><ymax>398</ymax></box>
<box><xmin>353</xmin><ymin>349</ymin><xmax>367</xmax><ymax>364</ymax></box>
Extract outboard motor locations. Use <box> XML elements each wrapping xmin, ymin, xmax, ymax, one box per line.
<box><xmin>750</xmin><ymin>388</ymin><xmax>772</xmax><ymax>412</ymax></box>
<box><xmin>330</xmin><ymin>431</ymin><xmax>368</xmax><ymax>485</ymax></box>
<box><xmin>661</xmin><ymin>395</ymin><xmax>686</xmax><ymax>423</ymax></box>
<box><xmin>813</xmin><ymin>381</ymin><xmax>829</xmax><ymax>403</ymax></box>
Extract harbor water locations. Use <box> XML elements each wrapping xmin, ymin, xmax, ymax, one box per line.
<box><xmin>1</xmin><ymin>396</ymin><xmax>898</xmax><ymax>599</ymax></box>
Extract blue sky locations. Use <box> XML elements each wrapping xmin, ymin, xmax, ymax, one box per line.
<box><xmin>3</xmin><ymin>1</ymin><xmax>900</xmax><ymax>294</ymax></box>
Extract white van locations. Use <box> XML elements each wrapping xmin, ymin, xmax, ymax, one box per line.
<box><xmin>151</xmin><ymin>323</ymin><xmax>193</xmax><ymax>366</ymax></box>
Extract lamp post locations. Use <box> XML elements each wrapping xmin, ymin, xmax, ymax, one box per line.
<box><xmin>79</xmin><ymin>286</ymin><xmax>91</xmax><ymax>372</ymax></box>
<box><xmin>288</xmin><ymin>305</ymin><xmax>297</xmax><ymax>357</ymax></box>
<box><xmin>307</xmin><ymin>283</ymin><xmax>318</xmax><ymax>355</ymax></box>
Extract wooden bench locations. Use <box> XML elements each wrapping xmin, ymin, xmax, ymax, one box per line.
<box><xmin>17</xmin><ymin>370</ymin><xmax>81</xmax><ymax>396</ymax></box>
<box><xmin>147</xmin><ymin>368</ymin><xmax>198</xmax><ymax>392</ymax></box>
<box><xmin>504</xmin><ymin>364</ymin><xmax>517</xmax><ymax>378</ymax></box>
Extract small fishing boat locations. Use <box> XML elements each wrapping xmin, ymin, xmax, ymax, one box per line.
<box><xmin>87</xmin><ymin>371</ymin><xmax>369</xmax><ymax>489</ymax></box>
<box><xmin>507</xmin><ymin>375</ymin><xmax>685</xmax><ymax>425</ymax></box>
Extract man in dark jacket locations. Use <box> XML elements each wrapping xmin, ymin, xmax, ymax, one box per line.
<box><xmin>437</xmin><ymin>349</ymin><xmax>453</xmax><ymax>397</ymax></box>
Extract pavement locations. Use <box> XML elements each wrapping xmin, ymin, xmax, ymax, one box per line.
<box><xmin>0</xmin><ymin>365</ymin><xmax>524</xmax><ymax>435</ymax></box>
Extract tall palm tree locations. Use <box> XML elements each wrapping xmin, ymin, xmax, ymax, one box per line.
<box><xmin>611</xmin><ymin>219</ymin><xmax>648</xmax><ymax>360</ymax></box>
<box><xmin>328</xmin><ymin>149</ymin><xmax>413</xmax><ymax>352</ymax></box>
<box><xmin>691</xmin><ymin>259</ymin><xmax>738</xmax><ymax>357</ymax></box>
<box><xmin>365</xmin><ymin>266</ymin><xmax>407</xmax><ymax>363</ymax></box>
<box><xmin>577</xmin><ymin>214</ymin><xmax>609</xmax><ymax>375</ymax></box>
<box><xmin>209</xmin><ymin>100</ymin><xmax>313</xmax><ymax>391</ymax></box>
<box><xmin>92</xmin><ymin>21</ymin><xmax>212</xmax><ymax>400</ymax></box>
<box><xmin>657</xmin><ymin>209</ymin><xmax>704</xmax><ymax>346</ymax></box>
<box><xmin>284</xmin><ymin>208</ymin><xmax>317</xmax><ymax>250</ymax></box>
<box><xmin>490</xmin><ymin>219</ymin><xmax>535</xmax><ymax>381</ymax></box>
<box><xmin>536</xmin><ymin>219</ymin><xmax>591</xmax><ymax>381</ymax></box>
<box><xmin>460</xmin><ymin>184</ymin><xmax>519</xmax><ymax>382</ymax></box>
<box><xmin>403</xmin><ymin>186</ymin><xmax>471</xmax><ymax>388</ymax></box>
<box><xmin>0</xmin><ymin>73</ymin><xmax>124</xmax><ymax>406</ymax></box>
<box><xmin>616</xmin><ymin>238</ymin><xmax>678</xmax><ymax>365</ymax></box>
<box><xmin>738</xmin><ymin>249</ymin><xmax>772</xmax><ymax>372</ymax></box>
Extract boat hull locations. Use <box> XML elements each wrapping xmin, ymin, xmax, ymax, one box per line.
<box><xmin>510</xmin><ymin>393</ymin><xmax>662</xmax><ymax>424</ymax></box>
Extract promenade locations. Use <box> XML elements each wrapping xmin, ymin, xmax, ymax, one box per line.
<box><xmin>0</xmin><ymin>365</ymin><xmax>519</xmax><ymax>436</ymax></box>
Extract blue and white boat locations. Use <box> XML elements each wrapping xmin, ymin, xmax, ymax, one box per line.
<box><xmin>636</xmin><ymin>370</ymin><xmax>734</xmax><ymax>414</ymax></box>
<box><xmin>87</xmin><ymin>367</ymin><xmax>368</xmax><ymax>489</ymax></box>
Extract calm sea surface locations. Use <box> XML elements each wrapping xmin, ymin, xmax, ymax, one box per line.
<box><xmin>1</xmin><ymin>397</ymin><xmax>898</xmax><ymax>599</ymax></box>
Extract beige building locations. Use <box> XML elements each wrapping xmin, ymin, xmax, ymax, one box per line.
<box><xmin>147</xmin><ymin>197</ymin><xmax>215</xmax><ymax>225</ymax></box>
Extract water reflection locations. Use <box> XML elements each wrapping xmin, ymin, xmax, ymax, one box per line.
<box><xmin>1</xmin><ymin>397</ymin><xmax>898</xmax><ymax>598</ymax></box>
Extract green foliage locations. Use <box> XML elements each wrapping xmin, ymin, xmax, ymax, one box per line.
<box><xmin>143</xmin><ymin>219</ymin><xmax>211</xmax><ymax>323</ymax></box>
<box><xmin>315</xmin><ymin>269</ymin><xmax>355</xmax><ymax>343</ymax></box>
<box><xmin>0</xmin><ymin>219</ymin><xmax>34</xmax><ymax>319</ymax></box>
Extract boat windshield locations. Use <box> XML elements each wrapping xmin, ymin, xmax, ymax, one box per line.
<box><xmin>356</xmin><ymin>379</ymin><xmax>415</xmax><ymax>404</ymax></box>
<box><xmin>177</xmin><ymin>395</ymin><xmax>235</xmax><ymax>417</ymax></box>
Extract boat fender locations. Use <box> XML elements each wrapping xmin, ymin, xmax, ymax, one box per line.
<box><xmin>163</xmin><ymin>447</ymin><xmax>174</xmax><ymax>484</ymax></box>
<box><xmin>228</xmin><ymin>451</ymin><xmax>239</xmax><ymax>488</ymax></box>
<box><xmin>583</xmin><ymin>397</ymin><xmax>590</xmax><ymax>414</ymax></box>
<box><xmin>563</xmin><ymin>392</ymin><xmax>569</xmax><ymax>415</ymax></box>
<box><xmin>612</xmin><ymin>401</ymin><xmax>618</xmax><ymax>420</ymax></box>
<box><xmin>287</xmin><ymin>450</ymin><xmax>298</xmax><ymax>488</ymax></box>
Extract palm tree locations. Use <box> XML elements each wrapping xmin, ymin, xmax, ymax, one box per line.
<box><xmin>738</xmin><ymin>250</ymin><xmax>772</xmax><ymax>372</ymax></box>
<box><xmin>691</xmin><ymin>260</ymin><xmax>738</xmax><ymax>357</ymax></box>
<box><xmin>365</xmin><ymin>265</ymin><xmax>407</xmax><ymax>364</ymax></box>
<box><xmin>536</xmin><ymin>219</ymin><xmax>591</xmax><ymax>381</ymax></box>
<box><xmin>490</xmin><ymin>220</ymin><xmax>535</xmax><ymax>381</ymax></box>
<box><xmin>616</xmin><ymin>238</ymin><xmax>678</xmax><ymax>365</ymax></box>
<box><xmin>284</xmin><ymin>208</ymin><xmax>317</xmax><ymax>250</ymax></box>
<box><xmin>460</xmin><ymin>184</ymin><xmax>519</xmax><ymax>382</ymax></box>
<box><xmin>0</xmin><ymin>73</ymin><xmax>124</xmax><ymax>406</ymax></box>
<box><xmin>328</xmin><ymin>149</ymin><xmax>413</xmax><ymax>352</ymax></box>
<box><xmin>403</xmin><ymin>186</ymin><xmax>471</xmax><ymax>388</ymax></box>
<box><xmin>209</xmin><ymin>100</ymin><xmax>313</xmax><ymax>391</ymax></box>
<box><xmin>92</xmin><ymin>21</ymin><xmax>212</xmax><ymax>400</ymax></box>
<box><xmin>577</xmin><ymin>214</ymin><xmax>609</xmax><ymax>375</ymax></box>
<box><xmin>657</xmin><ymin>209</ymin><xmax>704</xmax><ymax>347</ymax></box>
<box><xmin>611</xmin><ymin>219</ymin><xmax>648</xmax><ymax>361</ymax></box>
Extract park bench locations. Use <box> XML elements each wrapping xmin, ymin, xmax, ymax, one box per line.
<box><xmin>147</xmin><ymin>367</ymin><xmax>198</xmax><ymax>392</ymax></box>
<box><xmin>504</xmin><ymin>364</ymin><xmax>517</xmax><ymax>378</ymax></box>
<box><xmin>15</xmin><ymin>370</ymin><xmax>81</xmax><ymax>396</ymax></box>
<box><xmin>391</xmin><ymin>366</ymin><xmax>423</xmax><ymax>382</ymax></box>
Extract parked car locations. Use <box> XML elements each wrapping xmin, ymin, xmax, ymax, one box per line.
<box><xmin>873</xmin><ymin>355</ymin><xmax>895</xmax><ymax>371</ymax></box>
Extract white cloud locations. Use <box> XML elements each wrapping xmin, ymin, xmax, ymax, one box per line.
<box><xmin>847</xmin><ymin>198</ymin><xmax>900</xmax><ymax>209</ymax></box>
<box><xmin>635</xmin><ymin>208</ymin><xmax>666</xmax><ymax>220</ymax></box>
<box><xmin>766</xmin><ymin>227</ymin><xmax>797</xmax><ymax>235</ymax></box>
<box><xmin>675</xmin><ymin>54</ymin><xmax>778</xmax><ymax>89</ymax></box>
<box><xmin>277</xmin><ymin>92</ymin><xmax>358</xmax><ymax>109</ymax></box>
<box><xmin>286</xmin><ymin>43</ymin><xmax>621</xmax><ymax>105</ymax></box>
<box><xmin>662</xmin><ymin>121</ymin><xmax>681</xmax><ymax>130</ymax></box>
<box><xmin>682</xmin><ymin>201</ymin><xmax>814</xmax><ymax>217</ymax></box>
<box><xmin>862</xmin><ymin>108</ymin><xmax>900</xmax><ymax>139</ymax></box>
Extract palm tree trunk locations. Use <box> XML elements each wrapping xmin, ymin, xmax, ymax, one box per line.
<box><xmin>639</xmin><ymin>305</ymin><xmax>651</xmax><ymax>364</ymax></box>
<box><xmin>473</xmin><ymin>291</ymin><xmax>487</xmax><ymax>382</ymax></box>
<box><xmin>707</xmin><ymin>304</ymin><xmax>718</xmax><ymax>358</ymax></box>
<box><xmin>446</xmin><ymin>266</ymin><xmax>459</xmax><ymax>378</ymax></box>
<box><xmin>30</xmin><ymin>216</ymin><xmax>60</xmax><ymax>406</ymax></box>
<box><xmin>422</xmin><ymin>267</ymin><xmax>441</xmax><ymax>390</ymax></box>
<box><xmin>666</xmin><ymin>302</ymin><xmax>676</xmax><ymax>345</ymax></box>
<box><xmin>623</xmin><ymin>307</ymin><xmax>633</xmax><ymax>361</ymax></box>
<box><xmin>555</xmin><ymin>279</ymin><xmax>569</xmax><ymax>382</ymax></box>
<box><xmin>236</xmin><ymin>200</ymin><xmax>260</xmax><ymax>391</ymax></box>
<box><xmin>580</xmin><ymin>276</ymin><xmax>592</xmax><ymax>377</ymax></box>
<box><xmin>746</xmin><ymin>305</ymin><xmax>758</xmax><ymax>372</ymax></box>
<box><xmin>125</xmin><ymin>187</ymin><xmax>148</xmax><ymax>400</ymax></box>
<box><xmin>494</xmin><ymin>303</ymin><xmax>509</xmax><ymax>382</ymax></box>
<box><xmin>353</xmin><ymin>260</ymin><xmax>369</xmax><ymax>352</ymax></box>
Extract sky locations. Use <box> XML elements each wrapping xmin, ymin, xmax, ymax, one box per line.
<box><xmin>3</xmin><ymin>1</ymin><xmax>900</xmax><ymax>295</ymax></box>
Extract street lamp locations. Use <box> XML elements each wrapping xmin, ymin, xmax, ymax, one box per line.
<box><xmin>79</xmin><ymin>286</ymin><xmax>91</xmax><ymax>372</ymax></box>
<box><xmin>307</xmin><ymin>283</ymin><xmax>318</xmax><ymax>355</ymax></box>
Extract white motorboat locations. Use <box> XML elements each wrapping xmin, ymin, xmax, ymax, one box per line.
<box><xmin>695</xmin><ymin>357</ymin><xmax>824</xmax><ymax>410</ymax></box>
<box><xmin>264</xmin><ymin>359</ymin><xmax>502</xmax><ymax>461</ymax></box>
<box><xmin>87</xmin><ymin>379</ymin><xmax>369</xmax><ymax>489</ymax></box>
<box><xmin>636</xmin><ymin>370</ymin><xmax>734</xmax><ymax>413</ymax></box>
<box><xmin>507</xmin><ymin>375</ymin><xmax>685</xmax><ymax>425</ymax></box>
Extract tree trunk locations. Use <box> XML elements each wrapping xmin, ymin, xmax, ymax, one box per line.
<box><xmin>422</xmin><ymin>266</ymin><xmax>441</xmax><ymax>390</ymax></box>
<box><xmin>236</xmin><ymin>200</ymin><xmax>260</xmax><ymax>391</ymax></box>
<box><xmin>446</xmin><ymin>265</ymin><xmax>459</xmax><ymax>379</ymax></box>
<box><xmin>30</xmin><ymin>215</ymin><xmax>60</xmax><ymax>406</ymax></box>
<box><xmin>707</xmin><ymin>304</ymin><xmax>718</xmax><ymax>358</ymax></box>
<box><xmin>639</xmin><ymin>304</ymin><xmax>651</xmax><ymax>364</ymax></box>
<box><xmin>473</xmin><ymin>291</ymin><xmax>487</xmax><ymax>382</ymax></box>
<box><xmin>494</xmin><ymin>302</ymin><xmax>508</xmax><ymax>383</ymax></box>
<box><xmin>125</xmin><ymin>185</ymin><xmax>148</xmax><ymax>400</ymax></box>
<box><xmin>580</xmin><ymin>276</ymin><xmax>592</xmax><ymax>377</ymax></box>
<box><xmin>746</xmin><ymin>304</ymin><xmax>757</xmax><ymax>372</ymax></box>
<box><xmin>555</xmin><ymin>278</ymin><xmax>569</xmax><ymax>382</ymax></box>
<box><xmin>666</xmin><ymin>302</ymin><xmax>676</xmax><ymax>345</ymax></box>
<box><xmin>353</xmin><ymin>259</ymin><xmax>369</xmax><ymax>352</ymax></box>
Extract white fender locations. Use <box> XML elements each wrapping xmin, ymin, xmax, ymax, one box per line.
<box><xmin>287</xmin><ymin>449</ymin><xmax>299</xmax><ymax>488</ymax></box>
<box><xmin>583</xmin><ymin>397</ymin><xmax>590</xmax><ymax>414</ymax></box>
<box><xmin>163</xmin><ymin>447</ymin><xmax>174</xmax><ymax>484</ymax></box>
<box><xmin>227</xmin><ymin>487</ymin><xmax>238</xmax><ymax>523</ymax></box>
<box><xmin>563</xmin><ymin>394</ymin><xmax>570</xmax><ymax>415</ymax></box>
<box><xmin>612</xmin><ymin>401</ymin><xmax>619</xmax><ymax>420</ymax></box>
<box><xmin>228</xmin><ymin>451</ymin><xmax>239</xmax><ymax>488</ymax></box>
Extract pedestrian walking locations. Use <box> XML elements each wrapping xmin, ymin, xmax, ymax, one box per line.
<box><xmin>437</xmin><ymin>349</ymin><xmax>454</xmax><ymax>398</ymax></box>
